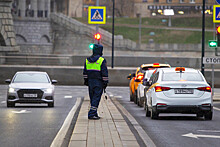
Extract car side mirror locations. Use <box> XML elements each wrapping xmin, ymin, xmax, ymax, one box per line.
<box><xmin>52</xmin><ymin>80</ymin><xmax>57</xmax><ymax>84</ymax></box>
<box><xmin>127</xmin><ymin>74</ymin><xmax>131</xmax><ymax>80</ymax></box>
<box><xmin>132</xmin><ymin>73</ymin><xmax>135</xmax><ymax>77</ymax></box>
<box><xmin>5</xmin><ymin>79</ymin><xmax>11</xmax><ymax>84</ymax></box>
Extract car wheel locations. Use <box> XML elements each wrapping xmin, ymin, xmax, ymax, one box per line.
<box><xmin>144</xmin><ymin>100</ymin><xmax>146</xmax><ymax>110</ymax></box>
<box><xmin>139</xmin><ymin>99</ymin><xmax>143</xmax><ymax>107</ymax></box>
<box><xmin>48</xmin><ymin>102</ymin><xmax>54</xmax><ymax>107</ymax></box>
<box><xmin>146</xmin><ymin>105</ymin><xmax>150</xmax><ymax>117</ymax></box>
<box><xmin>204</xmin><ymin>111</ymin><xmax>212</xmax><ymax>120</ymax></box>
<box><xmin>151</xmin><ymin>109</ymin><xmax>159</xmax><ymax>119</ymax></box>
<box><xmin>130</xmin><ymin>91</ymin><xmax>134</xmax><ymax>102</ymax></box>
<box><xmin>7</xmin><ymin>101</ymin><xmax>15</xmax><ymax>107</ymax></box>
<box><xmin>137</xmin><ymin>98</ymin><xmax>140</xmax><ymax>106</ymax></box>
<box><xmin>134</xmin><ymin>90</ymin><xmax>137</xmax><ymax>104</ymax></box>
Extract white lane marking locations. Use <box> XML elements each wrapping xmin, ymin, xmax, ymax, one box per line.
<box><xmin>1</xmin><ymin>101</ymin><xmax>6</xmax><ymax>104</ymax></box>
<box><xmin>50</xmin><ymin>97</ymin><xmax>81</xmax><ymax>147</ymax></box>
<box><xmin>214</xmin><ymin>107</ymin><xmax>220</xmax><ymax>111</ymax></box>
<box><xmin>109</xmin><ymin>95</ymin><xmax>114</xmax><ymax>97</ymax></box>
<box><xmin>64</xmin><ymin>96</ymin><xmax>73</xmax><ymax>99</ymax></box>
<box><xmin>114</xmin><ymin>99</ymin><xmax>156</xmax><ymax>147</ymax></box>
<box><xmin>12</xmin><ymin>110</ymin><xmax>31</xmax><ymax>114</ymax></box>
<box><xmin>198</xmin><ymin>130</ymin><xmax>220</xmax><ymax>133</ymax></box>
<box><xmin>182</xmin><ymin>133</ymin><xmax>220</xmax><ymax>139</ymax></box>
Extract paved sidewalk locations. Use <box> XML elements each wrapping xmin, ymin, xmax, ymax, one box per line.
<box><xmin>68</xmin><ymin>95</ymin><xmax>139</xmax><ymax>147</ymax></box>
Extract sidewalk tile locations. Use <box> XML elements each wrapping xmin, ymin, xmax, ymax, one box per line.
<box><xmin>70</xmin><ymin>133</ymin><xmax>87</xmax><ymax>141</ymax></box>
<box><xmin>69</xmin><ymin>95</ymin><xmax>140</xmax><ymax>147</ymax></box>
<box><xmin>69</xmin><ymin>141</ymin><xmax>86</xmax><ymax>147</ymax></box>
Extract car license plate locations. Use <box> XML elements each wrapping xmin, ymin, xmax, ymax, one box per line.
<box><xmin>23</xmin><ymin>94</ymin><xmax>38</xmax><ymax>97</ymax></box>
<box><xmin>174</xmin><ymin>89</ymin><xmax>193</xmax><ymax>94</ymax></box>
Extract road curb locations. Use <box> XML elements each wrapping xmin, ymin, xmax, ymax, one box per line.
<box><xmin>50</xmin><ymin>97</ymin><xmax>82</xmax><ymax>147</ymax></box>
<box><xmin>112</xmin><ymin>97</ymin><xmax>156</xmax><ymax>147</ymax></box>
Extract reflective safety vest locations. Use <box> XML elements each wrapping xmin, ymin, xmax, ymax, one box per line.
<box><xmin>86</xmin><ymin>57</ymin><xmax>104</xmax><ymax>71</ymax></box>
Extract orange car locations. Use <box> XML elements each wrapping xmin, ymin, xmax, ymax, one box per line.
<box><xmin>128</xmin><ymin>63</ymin><xmax>171</xmax><ymax>103</ymax></box>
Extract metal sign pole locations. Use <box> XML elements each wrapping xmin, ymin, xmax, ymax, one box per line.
<box><xmin>111</xmin><ymin>0</ymin><xmax>115</xmax><ymax>68</ymax></box>
<box><xmin>212</xmin><ymin>64</ymin><xmax>214</xmax><ymax>99</ymax></box>
<box><xmin>96</xmin><ymin>0</ymin><xmax>99</xmax><ymax>40</ymax></box>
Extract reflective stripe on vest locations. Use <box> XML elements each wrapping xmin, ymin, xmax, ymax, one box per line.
<box><xmin>86</xmin><ymin>57</ymin><xmax>104</xmax><ymax>71</ymax></box>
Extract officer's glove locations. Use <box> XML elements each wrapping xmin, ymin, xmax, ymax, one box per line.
<box><xmin>103</xmin><ymin>83</ymin><xmax>107</xmax><ymax>89</ymax></box>
<box><xmin>84</xmin><ymin>80</ymin><xmax>88</xmax><ymax>86</ymax></box>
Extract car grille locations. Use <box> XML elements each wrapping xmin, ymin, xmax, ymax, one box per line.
<box><xmin>17</xmin><ymin>89</ymin><xmax>44</xmax><ymax>98</ymax></box>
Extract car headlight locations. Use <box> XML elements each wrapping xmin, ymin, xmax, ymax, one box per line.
<box><xmin>8</xmin><ymin>87</ymin><xmax>15</xmax><ymax>93</ymax></box>
<box><xmin>44</xmin><ymin>88</ymin><xmax>53</xmax><ymax>93</ymax></box>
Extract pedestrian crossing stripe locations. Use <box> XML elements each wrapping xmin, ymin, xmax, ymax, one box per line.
<box><xmin>213</xmin><ymin>5</ymin><xmax>220</xmax><ymax>23</ymax></box>
<box><xmin>88</xmin><ymin>6</ymin><xmax>106</xmax><ymax>24</ymax></box>
<box><xmin>92</xmin><ymin>10</ymin><xmax>103</xmax><ymax>20</ymax></box>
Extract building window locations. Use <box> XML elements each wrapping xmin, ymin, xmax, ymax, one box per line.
<box><xmin>179</xmin><ymin>0</ymin><xmax>184</xmax><ymax>3</ymax></box>
<box><xmin>167</xmin><ymin>0</ymin><xmax>172</xmax><ymax>3</ymax></box>
<box><xmin>143</xmin><ymin>0</ymin><xmax>148</xmax><ymax>2</ymax></box>
<box><xmin>154</xmin><ymin>0</ymin><xmax>159</xmax><ymax>3</ymax></box>
<box><xmin>189</xmin><ymin>0</ymin><xmax>195</xmax><ymax>3</ymax></box>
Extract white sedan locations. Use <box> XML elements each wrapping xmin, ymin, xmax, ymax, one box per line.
<box><xmin>145</xmin><ymin>67</ymin><xmax>212</xmax><ymax>120</ymax></box>
<box><xmin>5</xmin><ymin>71</ymin><xmax>57</xmax><ymax>107</ymax></box>
<box><xmin>137</xmin><ymin>70</ymin><xmax>154</xmax><ymax>107</ymax></box>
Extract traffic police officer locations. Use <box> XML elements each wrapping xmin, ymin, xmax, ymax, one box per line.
<box><xmin>83</xmin><ymin>44</ymin><xmax>108</xmax><ymax>120</ymax></box>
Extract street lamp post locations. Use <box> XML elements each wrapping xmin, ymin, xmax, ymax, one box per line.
<box><xmin>111</xmin><ymin>0</ymin><xmax>115</xmax><ymax>68</ymax></box>
<box><xmin>201</xmin><ymin>0</ymin><xmax>205</xmax><ymax>75</ymax></box>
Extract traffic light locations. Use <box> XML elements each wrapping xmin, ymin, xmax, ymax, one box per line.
<box><xmin>94</xmin><ymin>33</ymin><xmax>101</xmax><ymax>40</ymax></box>
<box><xmin>89</xmin><ymin>43</ymin><xmax>94</xmax><ymax>49</ymax></box>
<box><xmin>208</xmin><ymin>40</ymin><xmax>217</xmax><ymax>48</ymax></box>
<box><xmin>217</xmin><ymin>26</ymin><xmax>220</xmax><ymax>47</ymax></box>
<box><xmin>94</xmin><ymin>33</ymin><xmax>101</xmax><ymax>44</ymax></box>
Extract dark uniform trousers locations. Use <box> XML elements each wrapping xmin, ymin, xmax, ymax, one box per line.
<box><xmin>88</xmin><ymin>79</ymin><xmax>103</xmax><ymax>117</ymax></box>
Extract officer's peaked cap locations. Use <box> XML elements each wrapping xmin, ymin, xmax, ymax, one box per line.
<box><xmin>93</xmin><ymin>44</ymin><xmax>103</xmax><ymax>56</ymax></box>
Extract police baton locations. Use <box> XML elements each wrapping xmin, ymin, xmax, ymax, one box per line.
<box><xmin>104</xmin><ymin>89</ymin><xmax>107</xmax><ymax>100</ymax></box>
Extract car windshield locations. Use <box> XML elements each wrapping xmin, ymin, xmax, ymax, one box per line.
<box><xmin>144</xmin><ymin>70</ymin><xmax>154</xmax><ymax>79</ymax></box>
<box><xmin>142</xmin><ymin>66</ymin><xmax>170</xmax><ymax>71</ymax></box>
<box><xmin>13</xmin><ymin>73</ymin><xmax>50</xmax><ymax>83</ymax></box>
<box><xmin>162</xmin><ymin>72</ymin><xmax>204</xmax><ymax>81</ymax></box>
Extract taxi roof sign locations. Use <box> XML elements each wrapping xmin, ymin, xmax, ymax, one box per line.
<box><xmin>88</xmin><ymin>6</ymin><xmax>106</xmax><ymax>24</ymax></box>
<box><xmin>175</xmin><ymin>67</ymin><xmax>185</xmax><ymax>72</ymax></box>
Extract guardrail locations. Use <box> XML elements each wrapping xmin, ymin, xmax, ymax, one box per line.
<box><xmin>0</xmin><ymin>55</ymin><xmax>72</xmax><ymax>65</ymax></box>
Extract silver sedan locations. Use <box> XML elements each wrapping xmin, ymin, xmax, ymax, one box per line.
<box><xmin>5</xmin><ymin>71</ymin><xmax>57</xmax><ymax>107</ymax></box>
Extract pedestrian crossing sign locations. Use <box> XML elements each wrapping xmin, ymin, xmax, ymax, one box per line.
<box><xmin>88</xmin><ymin>6</ymin><xmax>106</xmax><ymax>24</ymax></box>
<box><xmin>213</xmin><ymin>5</ymin><xmax>220</xmax><ymax>23</ymax></box>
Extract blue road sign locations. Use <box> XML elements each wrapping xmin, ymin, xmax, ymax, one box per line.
<box><xmin>88</xmin><ymin>6</ymin><xmax>106</xmax><ymax>24</ymax></box>
<box><xmin>213</xmin><ymin>5</ymin><xmax>220</xmax><ymax>23</ymax></box>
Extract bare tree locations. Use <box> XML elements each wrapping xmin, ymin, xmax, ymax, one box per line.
<box><xmin>101</xmin><ymin>0</ymin><xmax>134</xmax><ymax>17</ymax></box>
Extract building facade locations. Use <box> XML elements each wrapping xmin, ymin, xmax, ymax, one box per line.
<box><xmin>134</xmin><ymin>0</ymin><xmax>215</xmax><ymax>17</ymax></box>
<box><xmin>0</xmin><ymin>0</ymin><xmax>19</xmax><ymax>59</ymax></box>
<box><xmin>11</xmin><ymin>0</ymin><xmax>53</xmax><ymax>54</ymax></box>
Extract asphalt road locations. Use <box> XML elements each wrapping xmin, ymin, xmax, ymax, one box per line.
<box><xmin>107</xmin><ymin>87</ymin><xmax>220</xmax><ymax>147</ymax></box>
<box><xmin>1</xmin><ymin>85</ymin><xmax>220</xmax><ymax>147</ymax></box>
<box><xmin>0</xmin><ymin>85</ymin><xmax>87</xmax><ymax>147</ymax></box>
